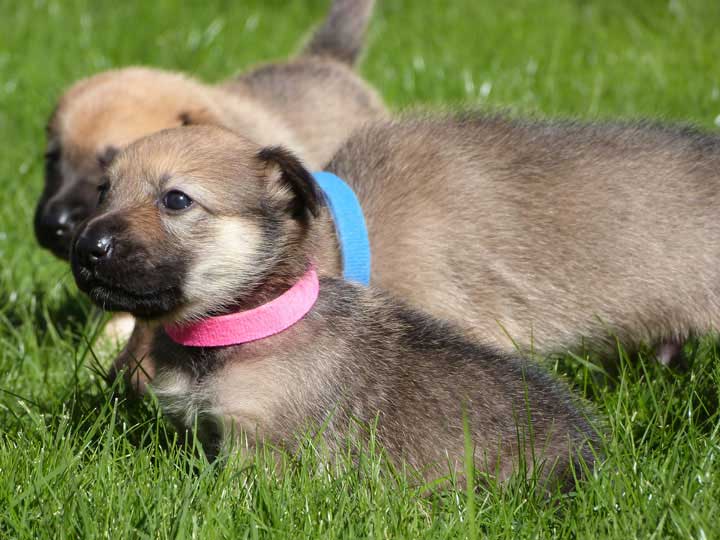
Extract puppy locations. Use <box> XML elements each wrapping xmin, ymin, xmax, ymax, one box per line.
<box><xmin>35</xmin><ymin>0</ymin><xmax>384</xmax><ymax>260</ymax></box>
<box><xmin>324</xmin><ymin>114</ymin><xmax>720</xmax><ymax>358</ymax></box>
<box><xmin>70</xmin><ymin>127</ymin><xmax>598</xmax><ymax>487</ymax></box>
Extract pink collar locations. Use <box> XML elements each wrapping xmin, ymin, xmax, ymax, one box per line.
<box><xmin>164</xmin><ymin>267</ymin><xmax>319</xmax><ymax>347</ymax></box>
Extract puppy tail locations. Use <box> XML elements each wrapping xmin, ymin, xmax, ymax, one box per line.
<box><xmin>302</xmin><ymin>0</ymin><xmax>376</xmax><ymax>66</ymax></box>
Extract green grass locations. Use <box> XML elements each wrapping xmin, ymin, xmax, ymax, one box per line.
<box><xmin>2</xmin><ymin>0</ymin><xmax>720</xmax><ymax>537</ymax></box>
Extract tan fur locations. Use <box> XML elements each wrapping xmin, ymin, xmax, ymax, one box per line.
<box><xmin>325</xmin><ymin>115</ymin><xmax>720</xmax><ymax>355</ymax></box>
<box><xmin>55</xmin><ymin>67</ymin><xmax>304</xmax><ymax>171</ymax></box>
<box><xmin>100</xmin><ymin>312</ymin><xmax>136</xmax><ymax>345</ymax></box>
<box><xmin>48</xmin><ymin>55</ymin><xmax>385</xmax><ymax>177</ymax></box>
<box><xmin>181</xmin><ymin>217</ymin><xmax>266</xmax><ymax>321</ymax></box>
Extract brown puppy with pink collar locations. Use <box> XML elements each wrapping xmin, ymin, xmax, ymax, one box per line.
<box><xmin>71</xmin><ymin>126</ymin><xmax>598</xmax><ymax>487</ymax></box>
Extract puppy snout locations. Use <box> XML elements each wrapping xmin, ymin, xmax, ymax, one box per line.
<box><xmin>75</xmin><ymin>227</ymin><xmax>115</xmax><ymax>267</ymax></box>
<box><xmin>35</xmin><ymin>204</ymin><xmax>85</xmax><ymax>258</ymax></box>
<box><xmin>44</xmin><ymin>206</ymin><xmax>74</xmax><ymax>233</ymax></box>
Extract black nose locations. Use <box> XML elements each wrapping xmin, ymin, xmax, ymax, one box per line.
<box><xmin>35</xmin><ymin>205</ymin><xmax>86</xmax><ymax>259</ymax></box>
<box><xmin>42</xmin><ymin>207</ymin><xmax>74</xmax><ymax>236</ymax></box>
<box><xmin>75</xmin><ymin>229</ymin><xmax>115</xmax><ymax>268</ymax></box>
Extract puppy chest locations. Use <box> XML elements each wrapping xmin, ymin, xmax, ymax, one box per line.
<box><xmin>153</xmin><ymin>370</ymin><xmax>220</xmax><ymax>434</ymax></box>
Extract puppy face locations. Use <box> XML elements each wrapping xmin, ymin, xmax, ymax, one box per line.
<box><xmin>36</xmin><ymin>68</ymin><xmax>223</xmax><ymax>260</ymax></box>
<box><xmin>70</xmin><ymin>126</ymin><xmax>320</xmax><ymax>322</ymax></box>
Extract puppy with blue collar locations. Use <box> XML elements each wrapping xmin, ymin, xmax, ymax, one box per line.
<box><xmin>71</xmin><ymin>126</ymin><xmax>598</xmax><ymax>487</ymax></box>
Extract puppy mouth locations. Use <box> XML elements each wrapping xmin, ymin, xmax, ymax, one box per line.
<box><xmin>74</xmin><ymin>265</ymin><xmax>181</xmax><ymax>318</ymax></box>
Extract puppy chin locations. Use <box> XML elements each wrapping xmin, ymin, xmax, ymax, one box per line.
<box><xmin>72</xmin><ymin>264</ymin><xmax>181</xmax><ymax>319</ymax></box>
<box><xmin>90</xmin><ymin>284</ymin><xmax>179</xmax><ymax>319</ymax></box>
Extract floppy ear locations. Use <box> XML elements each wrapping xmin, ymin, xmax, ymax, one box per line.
<box><xmin>177</xmin><ymin>108</ymin><xmax>220</xmax><ymax>126</ymax></box>
<box><xmin>257</xmin><ymin>146</ymin><xmax>322</xmax><ymax>220</ymax></box>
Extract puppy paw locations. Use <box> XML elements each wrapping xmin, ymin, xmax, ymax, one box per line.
<box><xmin>100</xmin><ymin>312</ymin><xmax>136</xmax><ymax>345</ymax></box>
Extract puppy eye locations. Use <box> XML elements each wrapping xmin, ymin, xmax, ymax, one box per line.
<box><xmin>97</xmin><ymin>181</ymin><xmax>110</xmax><ymax>205</ymax></box>
<box><xmin>162</xmin><ymin>190</ymin><xmax>193</xmax><ymax>211</ymax></box>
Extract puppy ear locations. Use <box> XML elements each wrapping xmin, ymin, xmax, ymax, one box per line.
<box><xmin>97</xmin><ymin>145</ymin><xmax>119</xmax><ymax>169</ymax></box>
<box><xmin>257</xmin><ymin>146</ymin><xmax>321</xmax><ymax>220</ymax></box>
<box><xmin>178</xmin><ymin>108</ymin><xmax>220</xmax><ymax>126</ymax></box>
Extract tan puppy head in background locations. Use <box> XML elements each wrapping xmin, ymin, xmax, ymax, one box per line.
<box><xmin>35</xmin><ymin>0</ymin><xmax>384</xmax><ymax>262</ymax></box>
<box><xmin>35</xmin><ymin>0</ymin><xmax>384</xmax><ymax>345</ymax></box>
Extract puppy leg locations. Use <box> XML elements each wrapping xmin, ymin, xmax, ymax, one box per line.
<box><xmin>108</xmin><ymin>320</ymin><xmax>158</xmax><ymax>396</ymax></box>
<box><xmin>655</xmin><ymin>339</ymin><xmax>684</xmax><ymax>366</ymax></box>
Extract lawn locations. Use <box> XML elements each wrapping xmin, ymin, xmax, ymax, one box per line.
<box><xmin>1</xmin><ymin>0</ymin><xmax>720</xmax><ymax>537</ymax></box>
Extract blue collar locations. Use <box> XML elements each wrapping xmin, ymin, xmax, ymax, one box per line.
<box><xmin>312</xmin><ymin>172</ymin><xmax>371</xmax><ymax>285</ymax></box>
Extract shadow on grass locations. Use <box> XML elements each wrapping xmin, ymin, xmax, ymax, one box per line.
<box><xmin>0</xmin><ymin>356</ymin><xmax>207</xmax><ymax>474</ymax></box>
<box><xmin>554</xmin><ymin>334</ymin><xmax>720</xmax><ymax>441</ymax></box>
<box><xmin>0</xmin><ymin>278</ymin><xmax>205</xmax><ymax>467</ymax></box>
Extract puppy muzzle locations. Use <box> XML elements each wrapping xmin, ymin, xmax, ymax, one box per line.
<box><xmin>70</xmin><ymin>218</ymin><xmax>185</xmax><ymax>318</ymax></box>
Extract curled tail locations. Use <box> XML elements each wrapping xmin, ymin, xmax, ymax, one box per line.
<box><xmin>302</xmin><ymin>0</ymin><xmax>376</xmax><ymax>65</ymax></box>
